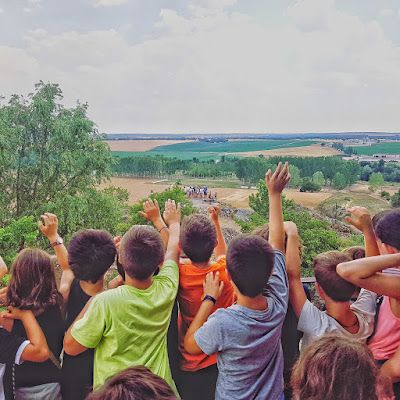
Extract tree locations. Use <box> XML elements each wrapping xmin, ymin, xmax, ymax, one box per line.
<box><xmin>369</xmin><ymin>172</ymin><xmax>385</xmax><ymax>192</ymax></box>
<box><xmin>392</xmin><ymin>190</ymin><xmax>400</xmax><ymax>208</ymax></box>
<box><xmin>300</xmin><ymin>178</ymin><xmax>321</xmax><ymax>193</ymax></box>
<box><xmin>0</xmin><ymin>81</ymin><xmax>113</xmax><ymax>217</ymax></box>
<box><xmin>288</xmin><ymin>165</ymin><xmax>302</xmax><ymax>188</ymax></box>
<box><xmin>312</xmin><ymin>171</ymin><xmax>325</xmax><ymax>186</ymax></box>
<box><xmin>333</xmin><ymin>172</ymin><xmax>347</xmax><ymax>190</ymax></box>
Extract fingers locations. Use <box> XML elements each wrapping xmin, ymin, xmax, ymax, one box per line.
<box><xmin>219</xmin><ymin>281</ymin><xmax>224</xmax><ymax>297</ymax></box>
<box><xmin>138</xmin><ymin>211</ymin><xmax>148</xmax><ymax>219</ymax></box>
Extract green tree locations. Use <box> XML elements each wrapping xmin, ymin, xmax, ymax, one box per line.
<box><xmin>312</xmin><ymin>171</ymin><xmax>325</xmax><ymax>186</ymax></box>
<box><xmin>0</xmin><ymin>81</ymin><xmax>113</xmax><ymax>217</ymax></box>
<box><xmin>333</xmin><ymin>172</ymin><xmax>347</xmax><ymax>190</ymax></box>
<box><xmin>391</xmin><ymin>189</ymin><xmax>400</xmax><ymax>207</ymax></box>
<box><xmin>288</xmin><ymin>165</ymin><xmax>302</xmax><ymax>188</ymax></box>
<box><xmin>300</xmin><ymin>178</ymin><xmax>321</xmax><ymax>193</ymax></box>
<box><xmin>369</xmin><ymin>172</ymin><xmax>385</xmax><ymax>192</ymax></box>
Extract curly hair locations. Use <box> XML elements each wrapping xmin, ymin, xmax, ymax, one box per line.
<box><xmin>6</xmin><ymin>248</ymin><xmax>63</xmax><ymax>312</ymax></box>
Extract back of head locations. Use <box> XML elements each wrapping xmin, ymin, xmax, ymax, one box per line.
<box><xmin>68</xmin><ymin>229</ymin><xmax>116</xmax><ymax>284</ymax></box>
<box><xmin>227</xmin><ymin>234</ymin><xmax>275</xmax><ymax>298</ymax></box>
<box><xmin>372</xmin><ymin>209</ymin><xmax>392</xmax><ymax>230</ymax></box>
<box><xmin>86</xmin><ymin>366</ymin><xmax>178</xmax><ymax>400</ymax></box>
<box><xmin>375</xmin><ymin>209</ymin><xmax>400</xmax><ymax>251</ymax></box>
<box><xmin>291</xmin><ymin>335</ymin><xmax>378</xmax><ymax>400</ymax></box>
<box><xmin>313</xmin><ymin>251</ymin><xmax>354</xmax><ymax>302</ymax></box>
<box><xmin>341</xmin><ymin>246</ymin><xmax>365</xmax><ymax>260</ymax></box>
<box><xmin>180</xmin><ymin>214</ymin><xmax>217</xmax><ymax>263</ymax></box>
<box><xmin>120</xmin><ymin>225</ymin><xmax>164</xmax><ymax>280</ymax></box>
<box><xmin>6</xmin><ymin>248</ymin><xmax>63</xmax><ymax>311</ymax></box>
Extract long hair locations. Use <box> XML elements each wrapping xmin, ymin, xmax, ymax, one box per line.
<box><xmin>6</xmin><ymin>248</ymin><xmax>63</xmax><ymax>312</ymax></box>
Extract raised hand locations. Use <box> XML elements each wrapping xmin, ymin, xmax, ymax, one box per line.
<box><xmin>265</xmin><ymin>162</ymin><xmax>291</xmax><ymax>195</ymax></box>
<box><xmin>207</xmin><ymin>205</ymin><xmax>220</xmax><ymax>223</ymax></box>
<box><xmin>203</xmin><ymin>271</ymin><xmax>224</xmax><ymax>300</ymax></box>
<box><xmin>38</xmin><ymin>213</ymin><xmax>59</xmax><ymax>242</ymax></box>
<box><xmin>346</xmin><ymin>207</ymin><xmax>373</xmax><ymax>233</ymax></box>
<box><xmin>163</xmin><ymin>199</ymin><xmax>181</xmax><ymax>226</ymax></box>
<box><xmin>114</xmin><ymin>236</ymin><xmax>121</xmax><ymax>253</ymax></box>
<box><xmin>284</xmin><ymin>221</ymin><xmax>298</xmax><ymax>236</ymax></box>
<box><xmin>138</xmin><ymin>198</ymin><xmax>162</xmax><ymax>223</ymax></box>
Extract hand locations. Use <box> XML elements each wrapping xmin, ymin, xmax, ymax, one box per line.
<box><xmin>346</xmin><ymin>207</ymin><xmax>373</xmax><ymax>233</ymax></box>
<box><xmin>163</xmin><ymin>199</ymin><xmax>181</xmax><ymax>226</ymax></box>
<box><xmin>208</xmin><ymin>206</ymin><xmax>220</xmax><ymax>223</ymax></box>
<box><xmin>0</xmin><ymin>306</ymin><xmax>32</xmax><ymax>321</ymax></box>
<box><xmin>203</xmin><ymin>271</ymin><xmax>224</xmax><ymax>300</ymax></box>
<box><xmin>114</xmin><ymin>236</ymin><xmax>121</xmax><ymax>253</ymax></box>
<box><xmin>265</xmin><ymin>162</ymin><xmax>290</xmax><ymax>195</ymax></box>
<box><xmin>284</xmin><ymin>221</ymin><xmax>298</xmax><ymax>236</ymax></box>
<box><xmin>138</xmin><ymin>198</ymin><xmax>162</xmax><ymax>223</ymax></box>
<box><xmin>39</xmin><ymin>213</ymin><xmax>59</xmax><ymax>242</ymax></box>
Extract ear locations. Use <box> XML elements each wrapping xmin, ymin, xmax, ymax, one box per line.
<box><xmin>214</xmin><ymin>240</ymin><xmax>219</xmax><ymax>249</ymax></box>
<box><xmin>315</xmin><ymin>282</ymin><xmax>326</xmax><ymax>300</ymax></box>
<box><xmin>382</xmin><ymin>243</ymin><xmax>399</xmax><ymax>255</ymax></box>
<box><xmin>178</xmin><ymin>242</ymin><xmax>182</xmax><ymax>251</ymax></box>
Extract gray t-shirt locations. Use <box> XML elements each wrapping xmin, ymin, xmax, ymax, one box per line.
<box><xmin>194</xmin><ymin>250</ymin><xmax>288</xmax><ymax>400</ymax></box>
<box><xmin>298</xmin><ymin>288</ymin><xmax>377</xmax><ymax>348</ymax></box>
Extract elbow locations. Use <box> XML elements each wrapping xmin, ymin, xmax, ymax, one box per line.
<box><xmin>37</xmin><ymin>347</ymin><xmax>50</xmax><ymax>362</ymax></box>
<box><xmin>336</xmin><ymin>263</ymin><xmax>350</xmax><ymax>279</ymax></box>
<box><xmin>63</xmin><ymin>334</ymin><xmax>80</xmax><ymax>356</ymax></box>
<box><xmin>184</xmin><ymin>336</ymin><xmax>202</xmax><ymax>355</ymax></box>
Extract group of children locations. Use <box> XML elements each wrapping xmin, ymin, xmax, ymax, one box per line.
<box><xmin>1</xmin><ymin>161</ymin><xmax>400</xmax><ymax>400</ymax></box>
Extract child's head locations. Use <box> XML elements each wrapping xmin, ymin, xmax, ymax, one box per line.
<box><xmin>372</xmin><ymin>209</ymin><xmax>392</xmax><ymax>230</ymax></box>
<box><xmin>6</xmin><ymin>248</ymin><xmax>63</xmax><ymax>311</ymax></box>
<box><xmin>120</xmin><ymin>225</ymin><xmax>164</xmax><ymax>280</ymax></box>
<box><xmin>341</xmin><ymin>246</ymin><xmax>365</xmax><ymax>260</ymax></box>
<box><xmin>313</xmin><ymin>251</ymin><xmax>355</xmax><ymax>302</ymax></box>
<box><xmin>68</xmin><ymin>229</ymin><xmax>116</xmax><ymax>284</ymax></box>
<box><xmin>375</xmin><ymin>209</ymin><xmax>400</xmax><ymax>252</ymax></box>
<box><xmin>227</xmin><ymin>234</ymin><xmax>275</xmax><ymax>298</ymax></box>
<box><xmin>291</xmin><ymin>335</ymin><xmax>379</xmax><ymax>400</ymax></box>
<box><xmin>180</xmin><ymin>214</ymin><xmax>217</xmax><ymax>263</ymax></box>
<box><xmin>86</xmin><ymin>366</ymin><xmax>178</xmax><ymax>400</ymax></box>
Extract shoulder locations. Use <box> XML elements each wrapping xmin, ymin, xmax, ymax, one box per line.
<box><xmin>273</xmin><ymin>249</ymin><xmax>285</xmax><ymax>266</ymax></box>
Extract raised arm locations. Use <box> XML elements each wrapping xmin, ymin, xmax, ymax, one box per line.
<box><xmin>0</xmin><ymin>307</ymin><xmax>49</xmax><ymax>362</ymax></box>
<box><xmin>266</xmin><ymin>162</ymin><xmax>290</xmax><ymax>253</ymax></box>
<box><xmin>208</xmin><ymin>206</ymin><xmax>226</xmax><ymax>260</ymax></box>
<box><xmin>162</xmin><ymin>199</ymin><xmax>181</xmax><ymax>264</ymax></box>
<box><xmin>381</xmin><ymin>345</ymin><xmax>400</xmax><ymax>384</ymax></box>
<box><xmin>346</xmin><ymin>207</ymin><xmax>379</xmax><ymax>257</ymax></box>
<box><xmin>39</xmin><ymin>213</ymin><xmax>74</xmax><ymax>302</ymax></box>
<box><xmin>139</xmin><ymin>198</ymin><xmax>170</xmax><ymax>247</ymax></box>
<box><xmin>0</xmin><ymin>255</ymin><xmax>7</xmax><ymax>281</ymax></box>
<box><xmin>337</xmin><ymin>253</ymin><xmax>400</xmax><ymax>300</ymax></box>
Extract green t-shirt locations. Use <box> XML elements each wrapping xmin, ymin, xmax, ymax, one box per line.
<box><xmin>71</xmin><ymin>260</ymin><xmax>179</xmax><ymax>391</ymax></box>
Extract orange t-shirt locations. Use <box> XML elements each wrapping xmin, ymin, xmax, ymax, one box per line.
<box><xmin>178</xmin><ymin>257</ymin><xmax>235</xmax><ymax>372</ymax></box>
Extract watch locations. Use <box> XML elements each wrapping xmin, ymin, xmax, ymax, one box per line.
<box><xmin>50</xmin><ymin>237</ymin><xmax>64</xmax><ymax>247</ymax></box>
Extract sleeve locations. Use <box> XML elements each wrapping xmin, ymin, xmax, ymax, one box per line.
<box><xmin>71</xmin><ymin>296</ymin><xmax>107</xmax><ymax>348</ymax></box>
<box><xmin>15</xmin><ymin>340</ymin><xmax>30</xmax><ymax>365</ymax></box>
<box><xmin>154</xmin><ymin>260</ymin><xmax>179</xmax><ymax>293</ymax></box>
<box><xmin>297</xmin><ymin>300</ymin><xmax>330</xmax><ymax>338</ymax></box>
<box><xmin>264</xmin><ymin>250</ymin><xmax>289</xmax><ymax>310</ymax></box>
<box><xmin>0</xmin><ymin>329</ymin><xmax>26</xmax><ymax>364</ymax></box>
<box><xmin>351</xmin><ymin>289</ymin><xmax>378</xmax><ymax>315</ymax></box>
<box><xmin>194</xmin><ymin>310</ymin><xmax>224</xmax><ymax>356</ymax></box>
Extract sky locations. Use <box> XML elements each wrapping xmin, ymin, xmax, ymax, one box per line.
<box><xmin>1</xmin><ymin>0</ymin><xmax>400</xmax><ymax>134</ymax></box>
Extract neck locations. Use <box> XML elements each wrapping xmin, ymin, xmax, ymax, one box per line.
<box><xmin>236</xmin><ymin>293</ymin><xmax>268</xmax><ymax>311</ymax></box>
<box><xmin>80</xmin><ymin>279</ymin><xmax>104</xmax><ymax>297</ymax></box>
<box><xmin>125</xmin><ymin>275</ymin><xmax>153</xmax><ymax>290</ymax></box>
<box><xmin>325</xmin><ymin>299</ymin><xmax>358</xmax><ymax>330</ymax></box>
<box><xmin>192</xmin><ymin>260</ymin><xmax>213</xmax><ymax>270</ymax></box>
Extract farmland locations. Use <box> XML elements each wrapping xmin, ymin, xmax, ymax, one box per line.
<box><xmin>353</xmin><ymin>142</ymin><xmax>400</xmax><ymax>155</ymax></box>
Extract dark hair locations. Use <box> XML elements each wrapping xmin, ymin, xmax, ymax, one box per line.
<box><xmin>86</xmin><ymin>366</ymin><xmax>178</xmax><ymax>400</ymax></box>
<box><xmin>291</xmin><ymin>335</ymin><xmax>379</xmax><ymax>400</ymax></box>
<box><xmin>68</xmin><ymin>230</ymin><xmax>116</xmax><ymax>284</ymax></box>
<box><xmin>375</xmin><ymin>209</ymin><xmax>400</xmax><ymax>250</ymax></box>
<box><xmin>120</xmin><ymin>225</ymin><xmax>164</xmax><ymax>280</ymax></box>
<box><xmin>372</xmin><ymin>209</ymin><xmax>392</xmax><ymax>230</ymax></box>
<box><xmin>313</xmin><ymin>251</ymin><xmax>354</xmax><ymax>302</ymax></box>
<box><xmin>6</xmin><ymin>248</ymin><xmax>63</xmax><ymax>311</ymax></box>
<box><xmin>341</xmin><ymin>246</ymin><xmax>365</xmax><ymax>260</ymax></box>
<box><xmin>227</xmin><ymin>234</ymin><xmax>275</xmax><ymax>298</ymax></box>
<box><xmin>180</xmin><ymin>214</ymin><xmax>217</xmax><ymax>263</ymax></box>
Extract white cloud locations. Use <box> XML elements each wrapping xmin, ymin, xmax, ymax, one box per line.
<box><xmin>189</xmin><ymin>0</ymin><xmax>236</xmax><ymax>10</ymax></box>
<box><xmin>0</xmin><ymin>8</ymin><xmax>4</xmax><ymax>13</ymax></box>
<box><xmin>380</xmin><ymin>9</ymin><xmax>394</xmax><ymax>17</ymax></box>
<box><xmin>88</xmin><ymin>0</ymin><xmax>128</xmax><ymax>7</ymax></box>
<box><xmin>28</xmin><ymin>0</ymin><xmax>42</xmax><ymax>4</ymax></box>
<box><xmin>23</xmin><ymin>7</ymin><xmax>32</xmax><ymax>13</ymax></box>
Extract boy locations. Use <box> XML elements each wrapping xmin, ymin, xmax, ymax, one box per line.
<box><xmin>39</xmin><ymin>213</ymin><xmax>117</xmax><ymax>400</ymax></box>
<box><xmin>184</xmin><ymin>162</ymin><xmax>290</xmax><ymax>400</ymax></box>
<box><xmin>177</xmin><ymin>206</ymin><xmax>234</xmax><ymax>400</ymax></box>
<box><xmin>285</xmin><ymin>219</ymin><xmax>376</xmax><ymax>348</ymax></box>
<box><xmin>64</xmin><ymin>200</ymin><xmax>181</xmax><ymax>393</ymax></box>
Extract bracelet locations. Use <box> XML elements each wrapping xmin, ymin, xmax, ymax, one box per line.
<box><xmin>202</xmin><ymin>294</ymin><xmax>217</xmax><ymax>306</ymax></box>
<box><xmin>158</xmin><ymin>226</ymin><xmax>168</xmax><ymax>234</ymax></box>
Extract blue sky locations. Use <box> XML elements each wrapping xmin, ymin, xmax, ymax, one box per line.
<box><xmin>1</xmin><ymin>0</ymin><xmax>400</xmax><ymax>133</ymax></box>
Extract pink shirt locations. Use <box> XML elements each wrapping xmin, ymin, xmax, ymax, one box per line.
<box><xmin>369</xmin><ymin>296</ymin><xmax>400</xmax><ymax>360</ymax></box>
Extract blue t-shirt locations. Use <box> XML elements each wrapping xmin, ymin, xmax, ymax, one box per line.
<box><xmin>194</xmin><ymin>250</ymin><xmax>288</xmax><ymax>400</ymax></box>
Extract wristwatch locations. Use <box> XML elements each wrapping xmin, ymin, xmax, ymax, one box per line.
<box><xmin>50</xmin><ymin>237</ymin><xmax>64</xmax><ymax>247</ymax></box>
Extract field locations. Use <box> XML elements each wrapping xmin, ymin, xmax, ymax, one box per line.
<box><xmin>353</xmin><ymin>142</ymin><xmax>400</xmax><ymax>155</ymax></box>
<box><xmin>105</xmin><ymin>140</ymin><xmax>193</xmax><ymax>152</ymax></box>
<box><xmin>111</xmin><ymin>151</ymin><xmax>232</xmax><ymax>161</ymax></box>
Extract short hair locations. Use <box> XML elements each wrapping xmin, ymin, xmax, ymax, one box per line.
<box><xmin>291</xmin><ymin>335</ymin><xmax>379</xmax><ymax>400</ymax></box>
<box><xmin>227</xmin><ymin>235</ymin><xmax>275</xmax><ymax>298</ymax></box>
<box><xmin>68</xmin><ymin>230</ymin><xmax>116</xmax><ymax>284</ymax></box>
<box><xmin>313</xmin><ymin>251</ymin><xmax>354</xmax><ymax>302</ymax></box>
<box><xmin>372</xmin><ymin>209</ymin><xmax>392</xmax><ymax>230</ymax></box>
<box><xmin>341</xmin><ymin>246</ymin><xmax>365</xmax><ymax>260</ymax></box>
<box><xmin>6</xmin><ymin>248</ymin><xmax>63</xmax><ymax>311</ymax></box>
<box><xmin>375</xmin><ymin>209</ymin><xmax>400</xmax><ymax>250</ymax></box>
<box><xmin>120</xmin><ymin>225</ymin><xmax>164</xmax><ymax>280</ymax></box>
<box><xmin>180</xmin><ymin>214</ymin><xmax>217</xmax><ymax>263</ymax></box>
<box><xmin>86</xmin><ymin>366</ymin><xmax>178</xmax><ymax>400</ymax></box>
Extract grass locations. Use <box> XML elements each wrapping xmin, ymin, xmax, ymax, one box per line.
<box><xmin>156</xmin><ymin>179</ymin><xmax>242</xmax><ymax>188</ymax></box>
<box><xmin>111</xmin><ymin>151</ymin><xmax>239</xmax><ymax>161</ymax></box>
<box><xmin>148</xmin><ymin>140</ymin><xmax>318</xmax><ymax>153</ymax></box>
<box><xmin>353</xmin><ymin>142</ymin><xmax>400</xmax><ymax>155</ymax></box>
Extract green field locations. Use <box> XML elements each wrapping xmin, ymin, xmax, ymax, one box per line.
<box><xmin>149</xmin><ymin>140</ymin><xmax>318</xmax><ymax>153</ymax></box>
<box><xmin>353</xmin><ymin>142</ymin><xmax>400</xmax><ymax>156</ymax></box>
<box><xmin>111</xmin><ymin>151</ymin><xmax>238</xmax><ymax>161</ymax></box>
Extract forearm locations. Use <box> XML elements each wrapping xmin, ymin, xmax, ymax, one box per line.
<box><xmin>285</xmin><ymin>232</ymin><xmax>301</xmax><ymax>279</ymax></box>
<box><xmin>213</xmin><ymin>220</ymin><xmax>226</xmax><ymax>258</ymax></box>
<box><xmin>152</xmin><ymin>218</ymin><xmax>170</xmax><ymax>247</ymax></box>
<box><xmin>21</xmin><ymin>313</ymin><xmax>49</xmax><ymax>361</ymax></box>
<box><xmin>184</xmin><ymin>300</ymin><xmax>213</xmax><ymax>350</ymax></box>
<box><xmin>381</xmin><ymin>357</ymin><xmax>400</xmax><ymax>383</ymax></box>
<box><xmin>363</xmin><ymin>226</ymin><xmax>380</xmax><ymax>257</ymax></box>
<box><xmin>268</xmin><ymin>193</ymin><xmax>285</xmax><ymax>252</ymax></box>
<box><xmin>164</xmin><ymin>222</ymin><xmax>180</xmax><ymax>263</ymax></box>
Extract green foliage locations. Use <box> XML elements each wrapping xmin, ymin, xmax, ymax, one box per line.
<box><xmin>312</xmin><ymin>171</ymin><xmax>325</xmax><ymax>186</ymax></box>
<box><xmin>333</xmin><ymin>172</ymin><xmax>347</xmax><ymax>189</ymax></box>
<box><xmin>391</xmin><ymin>189</ymin><xmax>400</xmax><ymax>207</ymax></box>
<box><xmin>300</xmin><ymin>178</ymin><xmax>321</xmax><ymax>193</ymax></box>
<box><xmin>288</xmin><ymin>165</ymin><xmax>302</xmax><ymax>188</ymax></box>
<box><xmin>369</xmin><ymin>172</ymin><xmax>385</xmax><ymax>192</ymax></box>
<box><xmin>129</xmin><ymin>185</ymin><xmax>195</xmax><ymax>227</ymax></box>
<box><xmin>381</xmin><ymin>191</ymin><xmax>391</xmax><ymax>200</ymax></box>
<box><xmin>0</xmin><ymin>216</ymin><xmax>39</xmax><ymax>266</ymax></box>
<box><xmin>235</xmin><ymin>159</ymin><xmax>276</xmax><ymax>185</ymax></box>
<box><xmin>353</xmin><ymin>142</ymin><xmax>400</xmax><ymax>156</ymax></box>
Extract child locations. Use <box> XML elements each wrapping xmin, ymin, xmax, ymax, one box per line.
<box><xmin>184</xmin><ymin>162</ymin><xmax>290</xmax><ymax>400</ymax></box>
<box><xmin>177</xmin><ymin>206</ymin><xmax>234</xmax><ymax>400</ymax></box>
<box><xmin>0</xmin><ymin>307</ymin><xmax>49</xmax><ymax>400</ymax></box>
<box><xmin>4</xmin><ymin>247</ymin><xmax>65</xmax><ymax>399</ymax></box>
<box><xmin>64</xmin><ymin>199</ymin><xmax>181</xmax><ymax>394</ymax></box>
<box><xmin>86</xmin><ymin>366</ymin><xmax>178</xmax><ymax>400</ymax></box>
<box><xmin>290</xmin><ymin>334</ymin><xmax>393</xmax><ymax>400</ymax></box>
<box><xmin>285</xmin><ymin>220</ymin><xmax>376</xmax><ymax>347</ymax></box>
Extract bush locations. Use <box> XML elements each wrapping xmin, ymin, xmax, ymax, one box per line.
<box><xmin>300</xmin><ymin>178</ymin><xmax>321</xmax><ymax>193</ymax></box>
<box><xmin>381</xmin><ymin>191</ymin><xmax>391</xmax><ymax>200</ymax></box>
